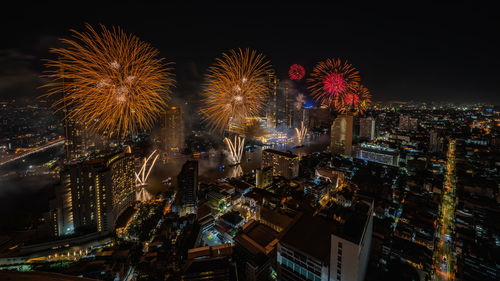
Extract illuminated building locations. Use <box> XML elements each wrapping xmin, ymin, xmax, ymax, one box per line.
<box><xmin>160</xmin><ymin>106</ymin><xmax>184</xmax><ymax>154</ymax></box>
<box><xmin>277</xmin><ymin>201</ymin><xmax>373</xmax><ymax>281</ymax></box>
<box><xmin>429</xmin><ymin>130</ymin><xmax>444</xmax><ymax>153</ymax></box>
<box><xmin>262</xmin><ymin>149</ymin><xmax>299</xmax><ymax>180</ymax></box>
<box><xmin>265</xmin><ymin>69</ymin><xmax>278</xmax><ymax>128</ymax></box>
<box><xmin>64</xmin><ymin>119</ymin><xmax>110</xmax><ymax>161</ymax></box>
<box><xmin>256</xmin><ymin>166</ymin><xmax>273</xmax><ymax>188</ymax></box>
<box><xmin>276</xmin><ymin>79</ymin><xmax>297</xmax><ymax>130</ymax></box>
<box><xmin>399</xmin><ymin>114</ymin><xmax>418</xmax><ymax>132</ymax></box>
<box><xmin>356</xmin><ymin>143</ymin><xmax>399</xmax><ymax>166</ymax></box>
<box><xmin>331</xmin><ymin>113</ymin><xmax>354</xmax><ymax>156</ymax></box>
<box><xmin>63</xmin><ymin>149</ymin><xmax>135</xmax><ymax>234</ymax></box>
<box><xmin>359</xmin><ymin>117</ymin><xmax>375</xmax><ymax>141</ymax></box>
<box><xmin>178</xmin><ymin>160</ymin><xmax>199</xmax><ymax>216</ymax></box>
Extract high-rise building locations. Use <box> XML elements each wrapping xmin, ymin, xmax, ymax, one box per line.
<box><xmin>160</xmin><ymin>106</ymin><xmax>184</xmax><ymax>154</ymax></box>
<box><xmin>62</xmin><ymin>149</ymin><xmax>135</xmax><ymax>234</ymax></box>
<box><xmin>265</xmin><ymin>70</ymin><xmax>278</xmax><ymax>128</ymax></box>
<box><xmin>276</xmin><ymin>79</ymin><xmax>297</xmax><ymax>130</ymax></box>
<box><xmin>262</xmin><ymin>149</ymin><xmax>299</xmax><ymax>180</ymax></box>
<box><xmin>429</xmin><ymin>130</ymin><xmax>444</xmax><ymax>153</ymax></box>
<box><xmin>277</xmin><ymin>201</ymin><xmax>373</xmax><ymax>281</ymax></box>
<box><xmin>178</xmin><ymin>160</ymin><xmax>199</xmax><ymax>216</ymax></box>
<box><xmin>64</xmin><ymin>119</ymin><xmax>111</xmax><ymax>161</ymax></box>
<box><xmin>255</xmin><ymin>166</ymin><xmax>273</xmax><ymax>188</ymax></box>
<box><xmin>331</xmin><ymin>114</ymin><xmax>354</xmax><ymax>156</ymax></box>
<box><xmin>399</xmin><ymin>114</ymin><xmax>418</xmax><ymax>132</ymax></box>
<box><xmin>359</xmin><ymin>117</ymin><xmax>375</xmax><ymax>141</ymax></box>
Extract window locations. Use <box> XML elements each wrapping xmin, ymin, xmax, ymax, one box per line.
<box><xmin>338</xmin><ymin>242</ymin><xmax>342</xmax><ymax>249</ymax></box>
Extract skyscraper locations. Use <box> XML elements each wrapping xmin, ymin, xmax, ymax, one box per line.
<box><xmin>429</xmin><ymin>130</ymin><xmax>444</xmax><ymax>153</ymax></box>
<box><xmin>331</xmin><ymin>114</ymin><xmax>354</xmax><ymax>156</ymax></box>
<box><xmin>178</xmin><ymin>160</ymin><xmax>199</xmax><ymax>216</ymax></box>
<box><xmin>63</xmin><ymin>149</ymin><xmax>135</xmax><ymax>234</ymax></box>
<box><xmin>359</xmin><ymin>117</ymin><xmax>375</xmax><ymax>141</ymax></box>
<box><xmin>64</xmin><ymin>119</ymin><xmax>111</xmax><ymax>161</ymax></box>
<box><xmin>160</xmin><ymin>106</ymin><xmax>185</xmax><ymax>154</ymax></box>
<box><xmin>265</xmin><ymin>69</ymin><xmax>278</xmax><ymax>128</ymax></box>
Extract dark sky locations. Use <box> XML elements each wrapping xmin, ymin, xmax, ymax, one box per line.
<box><xmin>1</xmin><ymin>1</ymin><xmax>498</xmax><ymax>104</ymax></box>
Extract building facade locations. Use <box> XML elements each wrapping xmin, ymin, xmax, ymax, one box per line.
<box><xmin>262</xmin><ymin>149</ymin><xmax>299</xmax><ymax>180</ymax></box>
<box><xmin>60</xmin><ymin>149</ymin><xmax>135</xmax><ymax>235</ymax></box>
<box><xmin>178</xmin><ymin>160</ymin><xmax>199</xmax><ymax>216</ymax></box>
<box><xmin>359</xmin><ymin>117</ymin><xmax>375</xmax><ymax>141</ymax></box>
<box><xmin>160</xmin><ymin>106</ymin><xmax>184</xmax><ymax>154</ymax></box>
<box><xmin>331</xmin><ymin>114</ymin><xmax>354</xmax><ymax>156</ymax></box>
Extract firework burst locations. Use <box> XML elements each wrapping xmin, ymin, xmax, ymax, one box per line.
<box><xmin>335</xmin><ymin>84</ymin><xmax>372</xmax><ymax>115</ymax></box>
<box><xmin>200</xmin><ymin>48</ymin><xmax>271</xmax><ymax>132</ymax></box>
<box><xmin>43</xmin><ymin>24</ymin><xmax>175</xmax><ymax>137</ymax></box>
<box><xmin>289</xmin><ymin>64</ymin><xmax>306</xmax><ymax>80</ymax></box>
<box><xmin>307</xmin><ymin>58</ymin><xmax>360</xmax><ymax>107</ymax></box>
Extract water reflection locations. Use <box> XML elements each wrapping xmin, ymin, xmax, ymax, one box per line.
<box><xmin>149</xmin><ymin>132</ymin><xmax>329</xmax><ymax>185</ymax></box>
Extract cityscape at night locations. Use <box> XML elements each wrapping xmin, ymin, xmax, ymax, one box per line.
<box><xmin>0</xmin><ymin>2</ymin><xmax>499</xmax><ymax>281</ymax></box>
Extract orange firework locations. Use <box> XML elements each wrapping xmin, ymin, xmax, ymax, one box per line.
<box><xmin>335</xmin><ymin>84</ymin><xmax>371</xmax><ymax>115</ymax></box>
<box><xmin>43</xmin><ymin>24</ymin><xmax>175</xmax><ymax>137</ymax></box>
<box><xmin>200</xmin><ymin>48</ymin><xmax>271</xmax><ymax>132</ymax></box>
<box><xmin>307</xmin><ymin>58</ymin><xmax>360</xmax><ymax>108</ymax></box>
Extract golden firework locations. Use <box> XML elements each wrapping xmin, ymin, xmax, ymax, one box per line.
<box><xmin>43</xmin><ymin>24</ymin><xmax>175</xmax><ymax>137</ymax></box>
<box><xmin>335</xmin><ymin>84</ymin><xmax>372</xmax><ymax>115</ymax></box>
<box><xmin>307</xmin><ymin>58</ymin><xmax>360</xmax><ymax>108</ymax></box>
<box><xmin>200</xmin><ymin>48</ymin><xmax>271</xmax><ymax>132</ymax></box>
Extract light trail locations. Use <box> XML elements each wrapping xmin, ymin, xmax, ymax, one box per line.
<box><xmin>295</xmin><ymin>121</ymin><xmax>307</xmax><ymax>145</ymax></box>
<box><xmin>0</xmin><ymin>139</ymin><xmax>64</xmax><ymax>167</ymax></box>
<box><xmin>432</xmin><ymin>140</ymin><xmax>456</xmax><ymax>281</ymax></box>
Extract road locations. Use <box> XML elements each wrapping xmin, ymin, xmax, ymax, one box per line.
<box><xmin>432</xmin><ymin>140</ymin><xmax>456</xmax><ymax>281</ymax></box>
<box><xmin>0</xmin><ymin>139</ymin><xmax>64</xmax><ymax>167</ymax></box>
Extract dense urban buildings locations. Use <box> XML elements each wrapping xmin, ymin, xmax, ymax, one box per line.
<box><xmin>1</xmin><ymin>3</ymin><xmax>499</xmax><ymax>281</ymax></box>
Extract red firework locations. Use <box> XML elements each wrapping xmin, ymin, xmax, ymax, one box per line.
<box><xmin>323</xmin><ymin>73</ymin><xmax>347</xmax><ymax>96</ymax></box>
<box><xmin>307</xmin><ymin>58</ymin><xmax>360</xmax><ymax>107</ymax></box>
<box><xmin>344</xmin><ymin>93</ymin><xmax>359</xmax><ymax>106</ymax></box>
<box><xmin>289</xmin><ymin>64</ymin><xmax>305</xmax><ymax>80</ymax></box>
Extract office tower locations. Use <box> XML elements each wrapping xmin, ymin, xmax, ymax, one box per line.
<box><xmin>277</xmin><ymin>201</ymin><xmax>373</xmax><ymax>281</ymax></box>
<box><xmin>429</xmin><ymin>130</ymin><xmax>444</xmax><ymax>153</ymax></box>
<box><xmin>356</xmin><ymin>143</ymin><xmax>400</xmax><ymax>166</ymax></box>
<box><xmin>261</xmin><ymin>149</ymin><xmax>299</xmax><ymax>180</ymax></box>
<box><xmin>178</xmin><ymin>160</ymin><xmax>199</xmax><ymax>216</ymax></box>
<box><xmin>160</xmin><ymin>106</ymin><xmax>185</xmax><ymax>154</ymax></box>
<box><xmin>64</xmin><ymin>149</ymin><xmax>135</xmax><ymax>234</ymax></box>
<box><xmin>265</xmin><ymin>69</ymin><xmax>278</xmax><ymax>128</ymax></box>
<box><xmin>399</xmin><ymin>114</ymin><xmax>418</xmax><ymax>132</ymax></box>
<box><xmin>359</xmin><ymin>117</ymin><xmax>375</xmax><ymax>141</ymax></box>
<box><xmin>331</xmin><ymin>113</ymin><xmax>354</xmax><ymax>156</ymax></box>
<box><xmin>276</xmin><ymin>79</ymin><xmax>296</xmax><ymax>130</ymax></box>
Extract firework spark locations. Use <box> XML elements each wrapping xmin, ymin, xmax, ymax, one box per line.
<box><xmin>224</xmin><ymin>136</ymin><xmax>245</xmax><ymax>165</ymax></box>
<box><xmin>43</xmin><ymin>24</ymin><xmax>175</xmax><ymax>137</ymax></box>
<box><xmin>335</xmin><ymin>84</ymin><xmax>372</xmax><ymax>115</ymax></box>
<box><xmin>307</xmin><ymin>58</ymin><xmax>360</xmax><ymax>107</ymax></box>
<box><xmin>289</xmin><ymin>64</ymin><xmax>306</xmax><ymax>80</ymax></box>
<box><xmin>200</xmin><ymin>48</ymin><xmax>272</xmax><ymax>132</ymax></box>
<box><xmin>295</xmin><ymin>121</ymin><xmax>307</xmax><ymax>145</ymax></box>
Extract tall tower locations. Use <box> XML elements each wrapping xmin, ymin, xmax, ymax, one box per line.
<box><xmin>178</xmin><ymin>160</ymin><xmax>199</xmax><ymax>216</ymax></box>
<box><xmin>331</xmin><ymin>113</ymin><xmax>354</xmax><ymax>156</ymax></box>
<box><xmin>160</xmin><ymin>106</ymin><xmax>185</xmax><ymax>154</ymax></box>
<box><xmin>64</xmin><ymin>149</ymin><xmax>135</xmax><ymax>234</ymax></box>
<box><xmin>265</xmin><ymin>70</ymin><xmax>278</xmax><ymax>128</ymax></box>
<box><xmin>359</xmin><ymin>117</ymin><xmax>376</xmax><ymax>141</ymax></box>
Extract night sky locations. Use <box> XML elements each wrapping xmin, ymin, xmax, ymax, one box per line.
<box><xmin>1</xmin><ymin>1</ymin><xmax>498</xmax><ymax>104</ymax></box>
